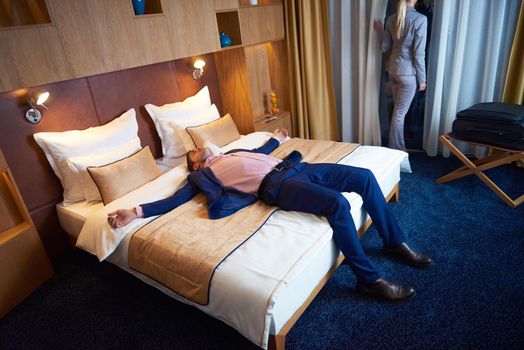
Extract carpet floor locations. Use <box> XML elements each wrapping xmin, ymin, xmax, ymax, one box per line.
<box><xmin>1</xmin><ymin>153</ymin><xmax>523</xmax><ymax>350</ymax></box>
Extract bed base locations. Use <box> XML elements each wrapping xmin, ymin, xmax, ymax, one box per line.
<box><xmin>268</xmin><ymin>182</ymin><xmax>400</xmax><ymax>350</ymax></box>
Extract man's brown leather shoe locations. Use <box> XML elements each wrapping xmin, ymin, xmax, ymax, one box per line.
<box><xmin>383</xmin><ymin>243</ymin><xmax>432</xmax><ymax>267</ymax></box>
<box><xmin>356</xmin><ymin>278</ymin><xmax>414</xmax><ymax>302</ymax></box>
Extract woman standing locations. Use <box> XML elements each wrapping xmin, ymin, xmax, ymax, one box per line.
<box><xmin>374</xmin><ymin>0</ymin><xmax>427</xmax><ymax>150</ymax></box>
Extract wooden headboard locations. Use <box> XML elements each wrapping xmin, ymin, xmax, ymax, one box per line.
<box><xmin>0</xmin><ymin>54</ymin><xmax>222</xmax><ymax>257</ymax></box>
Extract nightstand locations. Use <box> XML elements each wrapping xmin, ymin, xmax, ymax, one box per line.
<box><xmin>0</xmin><ymin>149</ymin><xmax>54</xmax><ymax>318</ymax></box>
<box><xmin>254</xmin><ymin>111</ymin><xmax>293</xmax><ymax>136</ymax></box>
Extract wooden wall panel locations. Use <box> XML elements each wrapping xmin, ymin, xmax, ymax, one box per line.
<box><xmin>244</xmin><ymin>45</ymin><xmax>272</xmax><ymax>118</ymax></box>
<box><xmin>46</xmin><ymin>0</ymin><xmax>118</xmax><ymax>77</ymax></box>
<box><xmin>133</xmin><ymin>15</ymin><xmax>174</xmax><ymax>65</ymax></box>
<box><xmin>266</xmin><ymin>40</ymin><xmax>290</xmax><ymax>112</ymax></box>
<box><xmin>215</xmin><ymin>0</ymin><xmax>239</xmax><ymax>10</ymax></box>
<box><xmin>48</xmin><ymin>0</ymin><xmax>174</xmax><ymax>79</ymax></box>
<box><xmin>1</xmin><ymin>0</ymin><xmax>286</xmax><ymax>94</ymax></box>
<box><xmin>214</xmin><ymin>48</ymin><xmax>254</xmax><ymax>134</ymax></box>
<box><xmin>0</xmin><ymin>25</ymin><xmax>73</xmax><ymax>92</ymax></box>
<box><xmin>164</xmin><ymin>0</ymin><xmax>220</xmax><ymax>59</ymax></box>
<box><xmin>239</xmin><ymin>4</ymin><xmax>284</xmax><ymax>46</ymax></box>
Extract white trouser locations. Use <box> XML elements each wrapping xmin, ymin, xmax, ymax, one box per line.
<box><xmin>388</xmin><ymin>74</ymin><xmax>417</xmax><ymax>150</ymax></box>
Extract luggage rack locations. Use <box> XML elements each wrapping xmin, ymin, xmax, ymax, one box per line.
<box><xmin>437</xmin><ymin>133</ymin><xmax>524</xmax><ymax>208</ymax></box>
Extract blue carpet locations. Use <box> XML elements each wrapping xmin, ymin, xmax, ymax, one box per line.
<box><xmin>1</xmin><ymin>153</ymin><xmax>523</xmax><ymax>349</ymax></box>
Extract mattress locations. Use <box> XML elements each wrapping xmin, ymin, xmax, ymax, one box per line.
<box><xmin>57</xmin><ymin>200</ymin><xmax>103</xmax><ymax>238</ymax></box>
<box><xmin>58</xmin><ymin>135</ymin><xmax>407</xmax><ymax>348</ymax></box>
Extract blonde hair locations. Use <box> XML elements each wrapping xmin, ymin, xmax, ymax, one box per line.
<box><xmin>396</xmin><ymin>0</ymin><xmax>407</xmax><ymax>39</ymax></box>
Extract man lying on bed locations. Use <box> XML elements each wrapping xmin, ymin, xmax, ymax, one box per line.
<box><xmin>108</xmin><ymin>129</ymin><xmax>431</xmax><ymax>302</ymax></box>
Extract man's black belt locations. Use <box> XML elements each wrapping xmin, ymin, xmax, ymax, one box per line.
<box><xmin>268</xmin><ymin>150</ymin><xmax>302</xmax><ymax>175</ymax></box>
<box><xmin>258</xmin><ymin>150</ymin><xmax>303</xmax><ymax>205</ymax></box>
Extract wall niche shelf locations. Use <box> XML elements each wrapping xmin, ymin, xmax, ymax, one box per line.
<box><xmin>132</xmin><ymin>0</ymin><xmax>163</xmax><ymax>16</ymax></box>
<box><xmin>0</xmin><ymin>0</ymin><xmax>51</xmax><ymax>27</ymax></box>
<box><xmin>216</xmin><ymin>10</ymin><xmax>243</xmax><ymax>48</ymax></box>
<box><xmin>219</xmin><ymin>43</ymin><xmax>243</xmax><ymax>51</ymax></box>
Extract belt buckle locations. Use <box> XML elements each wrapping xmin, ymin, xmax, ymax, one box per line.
<box><xmin>274</xmin><ymin>162</ymin><xmax>286</xmax><ymax>172</ymax></box>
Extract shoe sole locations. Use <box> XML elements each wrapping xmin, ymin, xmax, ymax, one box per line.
<box><xmin>355</xmin><ymin>288</ymin><xmax>415</xmax><ymax>304</ymax></box>
<box><xmin>383</xmin><ymin>250</ymin><xmax>433</xmax><ymax>268</ymax></box>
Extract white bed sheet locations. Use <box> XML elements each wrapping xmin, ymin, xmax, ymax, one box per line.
<box><xmin>62</xmin><ymin>136</ymin><xmax>407</xmax><ymax>349</ymax></box>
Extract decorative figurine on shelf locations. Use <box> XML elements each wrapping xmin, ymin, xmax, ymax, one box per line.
<box><xmin>220</xmin><ymin>32</ymin><xmax>232</xmax><ymax>48</ymax></box>
<box><xmin>132</xmin><ymin>0</ymin><xmax>146</xmax><ymax>15</ymax></box>
<box><xmin>270</xmin><ymin>90</ymin><xmax>280</xmax><ymax>114</ymax></box>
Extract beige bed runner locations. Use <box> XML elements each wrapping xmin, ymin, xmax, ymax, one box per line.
<box><xmin>128</xmin><ymin>138</ymin><xmax>359</xmax><ymax>305</ymax></box>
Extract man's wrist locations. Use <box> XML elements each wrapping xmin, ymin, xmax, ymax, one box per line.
<box><xmin>134</xmin><ymin>206</ymin><xmax>144</xmax><ymax>218</ymax></box>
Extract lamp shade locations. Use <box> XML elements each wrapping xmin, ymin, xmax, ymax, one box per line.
<box><xmin>193</xmin><ymin>60</ymin><xmax>206</xmax><ymax>69</ymax></box>
<box><xmin>36</xmin><ymin>92</ymin><xmax>49</xmax><ymax>105</ymax></box>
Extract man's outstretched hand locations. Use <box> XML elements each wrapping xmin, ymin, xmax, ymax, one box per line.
<box><xmin>107</xmin><ymin>208</ymin><xmax>138</xmax><ymax>229</ymax></box>
<box><xmin>273</xmin><ymin>128</ymin><xmax>289</xmax><ymax>143</ymax></box>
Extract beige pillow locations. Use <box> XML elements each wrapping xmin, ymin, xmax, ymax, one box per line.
<box><xmin>186</xmin><ymin>114</ymin><xmax>241</xmax><ymax>148</ymax></box>
<box><xmin>87</xmin><ymin>147</ymin><xmax>161</xmax><ymax>205</ymax></box>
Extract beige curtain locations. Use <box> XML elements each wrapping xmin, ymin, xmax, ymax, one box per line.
<box><xmin>503</xmin><ymin>2</ymin><xmax>524</xmax><ymax>168</ymax></box>
<box><xmin>502</xmin><ymin>1</ymin><xmax>524</xmax><ymax>104</ymax></box>
<box><xmin>285</xmin><ymin>0</ymin><xmax>340</xmax><ymax>140</ymax></box>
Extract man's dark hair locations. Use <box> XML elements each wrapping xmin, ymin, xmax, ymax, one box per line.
<box><xmin>186</xmin><ymin>150</ymin><xmax>196</xmax><ymax>172</ymax></box>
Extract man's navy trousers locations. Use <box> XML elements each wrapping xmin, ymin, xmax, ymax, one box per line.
<box><xmin>259</xmin><ymin>162</ymin><xmax>405</xmax><ymax>284</ymax></box>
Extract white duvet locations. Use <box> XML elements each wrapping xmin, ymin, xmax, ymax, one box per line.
<box><xmin>76</xmin><ymin>132</ymin><xmax>276</xmax><ymax>260</ymax></box>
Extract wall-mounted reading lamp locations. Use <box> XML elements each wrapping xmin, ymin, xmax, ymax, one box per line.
<box><xmin>25</xmin><ymin>91</ymin><xmax>49</xmax><ymax>124</ymax></box>
<box><xmin>193</xmin><ymin>59</ymin><xmax>206</xmax><ymax>80</ymax></box>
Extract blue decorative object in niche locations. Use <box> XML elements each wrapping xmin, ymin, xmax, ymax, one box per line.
<box><xmin>132</xmin><ymin>0</ymin><xmax>146</xmax><ymax>15</ymax></box>
<box><xmin>220</xmin><ymin>32</ymin><xmax>232</xmax><ymax>48</ymax></box>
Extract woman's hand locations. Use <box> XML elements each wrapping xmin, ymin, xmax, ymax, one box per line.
<box><xmin>373</xmin><ymin>20</ymin><xmax>383</xmax><ymax>33</ymax></box>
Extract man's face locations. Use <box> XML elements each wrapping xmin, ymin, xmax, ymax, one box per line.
<box><xmin>190</xmin><ymin>147</ymin><xmax>213</xmax><ymax>171</ymax></box>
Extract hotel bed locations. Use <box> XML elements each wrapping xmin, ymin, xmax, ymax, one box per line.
<box><xmin>56</xmin><ymin>131</ymin><xmax>408</xmax><ymax>349</ymax></box>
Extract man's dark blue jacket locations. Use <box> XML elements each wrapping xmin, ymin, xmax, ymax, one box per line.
<box><xmin>141</xmin><ymin>137</ymin><xmax>285</xmax><ymax>219</ymax></box>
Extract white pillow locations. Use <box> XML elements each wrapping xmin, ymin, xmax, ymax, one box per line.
<box><xmin>169</xmin><ymin>104</ymin><xmax>221</xmax><ymax>152</ymax></box>
<box><xmin>34</xmin><ymin>109</ymin><xmax>140</xmax><ymax>205</ymax></box>
<box><xmin>151</xmin><ymin>104</ymin><xmax>220</xmax><ymax>157</ymax></box>
<box><xmin>145</xmin><ymin>86</ymin><xmax>215</xmax><ymax>157</ymax></box>
<box><xmin>67</xmin><ymin>138</ymin><xmax>142</xmax><ymax>203</ymax></box>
